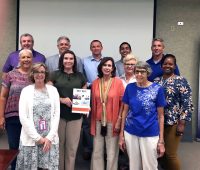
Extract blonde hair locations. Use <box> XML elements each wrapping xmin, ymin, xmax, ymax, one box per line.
<box><xmin>19</xmin><ymin>49</ymin><xmax>33</xmax><ymax>58</ymax></box>
<box><xmin>29</xmin><ymin>63</ymin><xmax>49</xmax><ymax>83</ymax></box>
<box><xmin>123</xmin><ymin>53</ymin><xmax>137</xmax><ymax>64</ymax></box>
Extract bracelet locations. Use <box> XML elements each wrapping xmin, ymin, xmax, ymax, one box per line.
<box><xmin>158</xmin><ymin>141</ymin><xmax>165</xmax><ymax>145</ymax></box>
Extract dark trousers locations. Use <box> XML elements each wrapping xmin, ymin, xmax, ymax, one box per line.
<box><xmin>82</xmin><ymin>115</ymin><xmax>93</xmax><ymax>153</ymax></box>
<box><xmin>5</xmin><ymin>116</ymin><xmax>21</xmax><ymax>170</ymax></box>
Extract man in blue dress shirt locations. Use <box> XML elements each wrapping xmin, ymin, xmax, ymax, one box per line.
<box><xmin>82</xmin><ymin>40</ymin><xmax>104</xmax><ymax>160</ymax></box>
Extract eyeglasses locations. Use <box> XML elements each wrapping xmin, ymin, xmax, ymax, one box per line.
<box><xmin>125</xmin><ymin>63</ymin><xmax>135</xmax><ymax>67</ymax></box>
<box><xmin>135</xmin><ymin>70</ymin><xmax>147</xmax><ymax>74</ymax></box>
<box><xmin>33</xmin><ymin>71</ymin><xmax>46</xmax><ymax>74</ymax></box>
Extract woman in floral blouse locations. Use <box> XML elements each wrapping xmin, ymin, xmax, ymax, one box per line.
<box><xmin>156</xmin><ymin>54</ymin><xmax>193</xmax><ymax>170</ymax></box>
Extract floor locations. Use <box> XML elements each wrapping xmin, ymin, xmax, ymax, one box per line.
<box><xmin>1</xmin><ymin>130</ymin><xmax>200</xmax><ymax>170</ymax></box>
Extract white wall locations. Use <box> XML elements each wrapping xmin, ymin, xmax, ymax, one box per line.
<box><xmin>19</xmin><ymin>0</ymin><xmax>154</xmax><ymax>60</ymax></box>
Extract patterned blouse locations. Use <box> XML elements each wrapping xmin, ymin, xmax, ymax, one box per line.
<box><xmin>2</xmin><ymin>69</ymin><xmax>31</xmax><ymax>118</ymax></box>
<box><xmin>155</xmin><ymin>75</ymin><xmax>193</xmax><ymax>125</ymax></box>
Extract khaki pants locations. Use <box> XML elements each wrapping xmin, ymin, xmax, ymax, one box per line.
<box><xmin>91</xmin><ymin>121</ymin><xmax>119</xmax><ymax>170</ymax></box>
<box><xmin>58</xmin><ymin>117</ymin><xmax>82</xmax><ymax>170</ymax></box>
<box><xmin>161</xmin><ymin>125</ymin><xmax>181</xmax><ymax>170</ymax></box>
<box><xmin>124</xmin><ymin>131</ymin><xmax>159</xmax><ymax>170</ymax></box>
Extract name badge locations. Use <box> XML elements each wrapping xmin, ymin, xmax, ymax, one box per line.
<box><xmin>39</xmin><ymin>120</ymin><xmax>47</xmax><ymax>131</ymax></box>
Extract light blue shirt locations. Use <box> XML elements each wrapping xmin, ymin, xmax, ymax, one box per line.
<box><xmin>82</xmin><ymin>56</ymin><xmax>102</xmax><ymax>85</ymax></box>
<box><xmin>115</xmin><ymin>59</ymin><xmax>124</xmax><ymax>77</ymax></box>
<box><xmin>46</xmin><ymin>54</ymin><xmax>83</xmax><ymax>73</ymax></box>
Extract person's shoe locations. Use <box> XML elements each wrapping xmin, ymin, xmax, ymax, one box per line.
<box><xmin>82</xmin><ymin>152</ymin><xmax>91</xmax><ymax>160</ymax></box>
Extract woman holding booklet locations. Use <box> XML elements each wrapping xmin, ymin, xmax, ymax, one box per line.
<box><xmin>49</xmin><ymin>50</ymin><xmax>87</xmax><ymax>170</ymax></box>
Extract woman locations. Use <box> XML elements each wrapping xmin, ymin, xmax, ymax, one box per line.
<box><xmin>0</xmin><ymin>49</ymin><xmax>33</xmax><ymax>170</ymax></box>
<box><xmin>116</xmin><ymin>54</ymin><xmax>137</xmax><ymax>129</ymax></box>
<box><xmin>117</xmin><ymin>54</ymin><xmax>137</xmax><ymax>170</ymax></box>
<box><xmin>50</xmin><ymin>50</ymin><xmax>87</xmax><ymax>170</ymax></box>
<box><xmin>119</xmin><ymin>61</ymin><xmax>166</xmax><ymax>170</ymax></box>
<box><xmin>16</xmin><ymin>63</ymin><xmax>60</xmax><ymax>170</ymax></box>
<box><xmin>90</xmin><ymin>57</ymin><xmax>124</xmax><ymax>170</ymax></box>
<box><xmin>156</xmin><ymin>54</ymin><xmax>193</xmax><ymax>170</ymax></box>
<box><xmin>120</xmin><ymin>53</ymin><xmax>137</xmax><ymax>87</ymax></box>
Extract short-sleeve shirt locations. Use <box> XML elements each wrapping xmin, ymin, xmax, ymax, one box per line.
<box><xmin>122</xmin><ymin>82</ymin><xmax>166</xmax><ymax>137</ymax></box>
<box><xmin>146</xmin><ymin>56</ymin><xmax>180</xmax><ymax>82</ymax></box>
<box><xmin>50</xmin><ymin>70</ymin><xmax>86</xmax><ymax>121</ymax></box>
<box><xmin>2</xmin><ymin>69</ymin><xmax>31</xmax><ymax>118</ymax></box>
<box><xmin>2</xmin><ymin>50</ymin><xmax>46</xmax><ymax>73</ymax></box>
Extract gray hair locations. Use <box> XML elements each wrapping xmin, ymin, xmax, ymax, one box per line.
<box><xmin>134</xmin><ymin>61</ymin><xmax>152</xmax><ymax>76</ymax></box>
<box><xmin>19</xmin><ymin>49</ymin><xmax>33</xmax><ymax>58</ymax></box>
<box><xmin>151</xmin><ymin>38</ymin><xmax>165</xmax><ymax>47</ymax></box>
<box><xmin>57</xmin><ymin>36</ymin><xmax>70</xmax><ymax>44</ymax></box>
<box><xmin>20</xmin><ymin>33</ymin><xmax>34</xmax><ymax>44</ymax></box>
<box><xmin>123</xmin><ymin>53</ymin><xmax>137</xmax><ymax>64</ymax></box>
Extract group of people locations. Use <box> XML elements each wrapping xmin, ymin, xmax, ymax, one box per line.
<box><xmin>0</xmin><ymin>33</ymin><xmax>193</xmax><ymax>170</ymax></box>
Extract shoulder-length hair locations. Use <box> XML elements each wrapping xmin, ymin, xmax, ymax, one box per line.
<box><xmin>97</xmin><ymin>57</ymin><xmax>116</xmax><ymax>78</ymax></box>
<box><xmin>58</xmin><ymin>50</ymin><xmax>77</xmax><ymax>73</ymax></box>
<box><xmin>29</xmin><ymin>62</ymin><xmax>49</xmax><ymax>83</ymax></box>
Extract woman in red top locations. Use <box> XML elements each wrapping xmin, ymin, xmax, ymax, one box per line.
<box><xmin>90</xmin><ymin>57</ymin><xmax>124</xmax><ymax>170</ymax></box>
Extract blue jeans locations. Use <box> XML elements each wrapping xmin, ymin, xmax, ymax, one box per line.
<box><xmin>5</xmin><ymin>116</ymin><xmax>22</xmax><ymax>170</ymax></box>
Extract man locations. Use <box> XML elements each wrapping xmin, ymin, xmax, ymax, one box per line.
<box><xmin>146</xmin><ymin>38</ymin><xmax>180</xmax><ymax>81</ymax></box>
<box><xmin>82</xmin><ymin>40</ymin><xmax>104</xmax><ymax>160</ymax></box>
<box><xmin>45</xmin><ymin>36</ymin><xmax>83</xmax><ymax>73</ymax></box>
<box><xmin>115</xmin><ymin>42</ymin><xmax>132</xmax><ymax>77</ymax></box>
<box><xmin>2</xmin><ymin>33</ymin><xmax>45</xmax><ymax>79</ymax></box>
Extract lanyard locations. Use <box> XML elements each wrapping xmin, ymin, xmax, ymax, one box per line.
<box><xmin>99</xmin><ymin>78</ymin><xmax>113</xmax><ymax>126</ymax></box>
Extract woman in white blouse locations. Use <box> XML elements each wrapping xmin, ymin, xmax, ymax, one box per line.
<box><xmin>120</xmin><ymin>54</ymin><xmax>137</xmax><ymax>87</ymax></box>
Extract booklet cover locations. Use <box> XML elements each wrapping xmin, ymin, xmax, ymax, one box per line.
<box><xmin>72</xmin><ymin>88</ymin><xmax>91</xmax><ymax>114</ymax></box>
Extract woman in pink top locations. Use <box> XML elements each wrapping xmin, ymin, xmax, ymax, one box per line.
<box><xmin>90</xmin><ymin>57</ymin><xmax>124</xmax><ymax>170</ymax></box>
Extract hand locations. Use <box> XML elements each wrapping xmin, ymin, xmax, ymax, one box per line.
<box><xmin>119</xmin><ymin>134</ymin><xmax>126</xmax><ymax>152</ymax></box>
<box><xmin>61</xmin><ymin>97</ymin><xmax>72</xmax><ymax>107</ymax></box>
<box><xmin>36</xmin><ymin>137</ymin><xmax>45</xmax><ymax>145</ymax></box>
<box><xmin>157</xmin><ymin>143</ymin><xmax>165</xmax><ymax>158</ymax></box>
<box><xmin>176</xmin><ymin>120</ymin><xmax>185</xmax><ymax>136</ymax></box>
<box><xmin>0</xmin><ymin>117</ymin><xmax>5</xmax><ymax>130</ymax></box>
<box><xmin>43</xmin><ymin>138</ymin><xmax>52</xmax><ymax>152</ymax></box>
<box><xmin>114</xmin><ymin>117</ymin><xmax>121</xmax><ymax>134</ymax></box>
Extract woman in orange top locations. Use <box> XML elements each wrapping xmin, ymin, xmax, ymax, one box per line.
<box><xmin>90</xmin><ymin>57</ymin><xmax>124</xmax><ymax>170</ymax></box>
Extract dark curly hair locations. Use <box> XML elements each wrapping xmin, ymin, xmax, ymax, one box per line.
<box><xmin>97</xmin><ymin>57</ymin><xmax>116</xmax><ymax>78</ymax></box>
<box><xmin>161</xmin><ymin>54</ymin><xmax>177</xmax><ymax>67</ymax></box>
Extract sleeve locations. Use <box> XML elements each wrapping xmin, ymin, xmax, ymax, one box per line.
<box><xmin>77</xmin><ymin>57</ymin><xmax>83</xmax><ymax>73</ymax></box>
<box><xmin>19</xmin><ymin>88</ymin><xmax>41</xmax><ymax>142</ymax></box>
<box><xmin>49</xmin><ymin>71</ymin><xmax>56</xmax><ymax>83</ymax></box>
<box><xmin>2</xmin><ymin>55</ymin><xmax>12</xmax><ymax>72</ymax></box>
<box><xmin>79</xmin><ymin>72</ymin><xmax>87</xmax><ymax>87</ymax></box>
<box><xmin>156</xmin><ymin>86</ymin><xmax>167</xmax><ymax>107</ymax></box>
<box><xmin>46</xmin><ymin>87</ymin><xmax>60</xmax><ymax>141</ymax></box>
<box><xmin>118</xmin><ymin>79</ymin><xmax>125</xmax><ymax>100</ymax></box>
<box><xmin>2</xmin><ymin>71</ymin><xmax>11</xmax><ymax>88</ymax></box>
<box><xmin>177</xmin><ymin>77</ymin><xmax>193</xmax><ymax>121</ymax></box>
<box><xmin>45</xmin><ymin>58</ymin><xmax>51</xmax><ymax>71</ymax></box>
<box><xmin>90</xmin><ymin>80</ymin><xmax>98</xmax><ymax>136</ymax></box>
